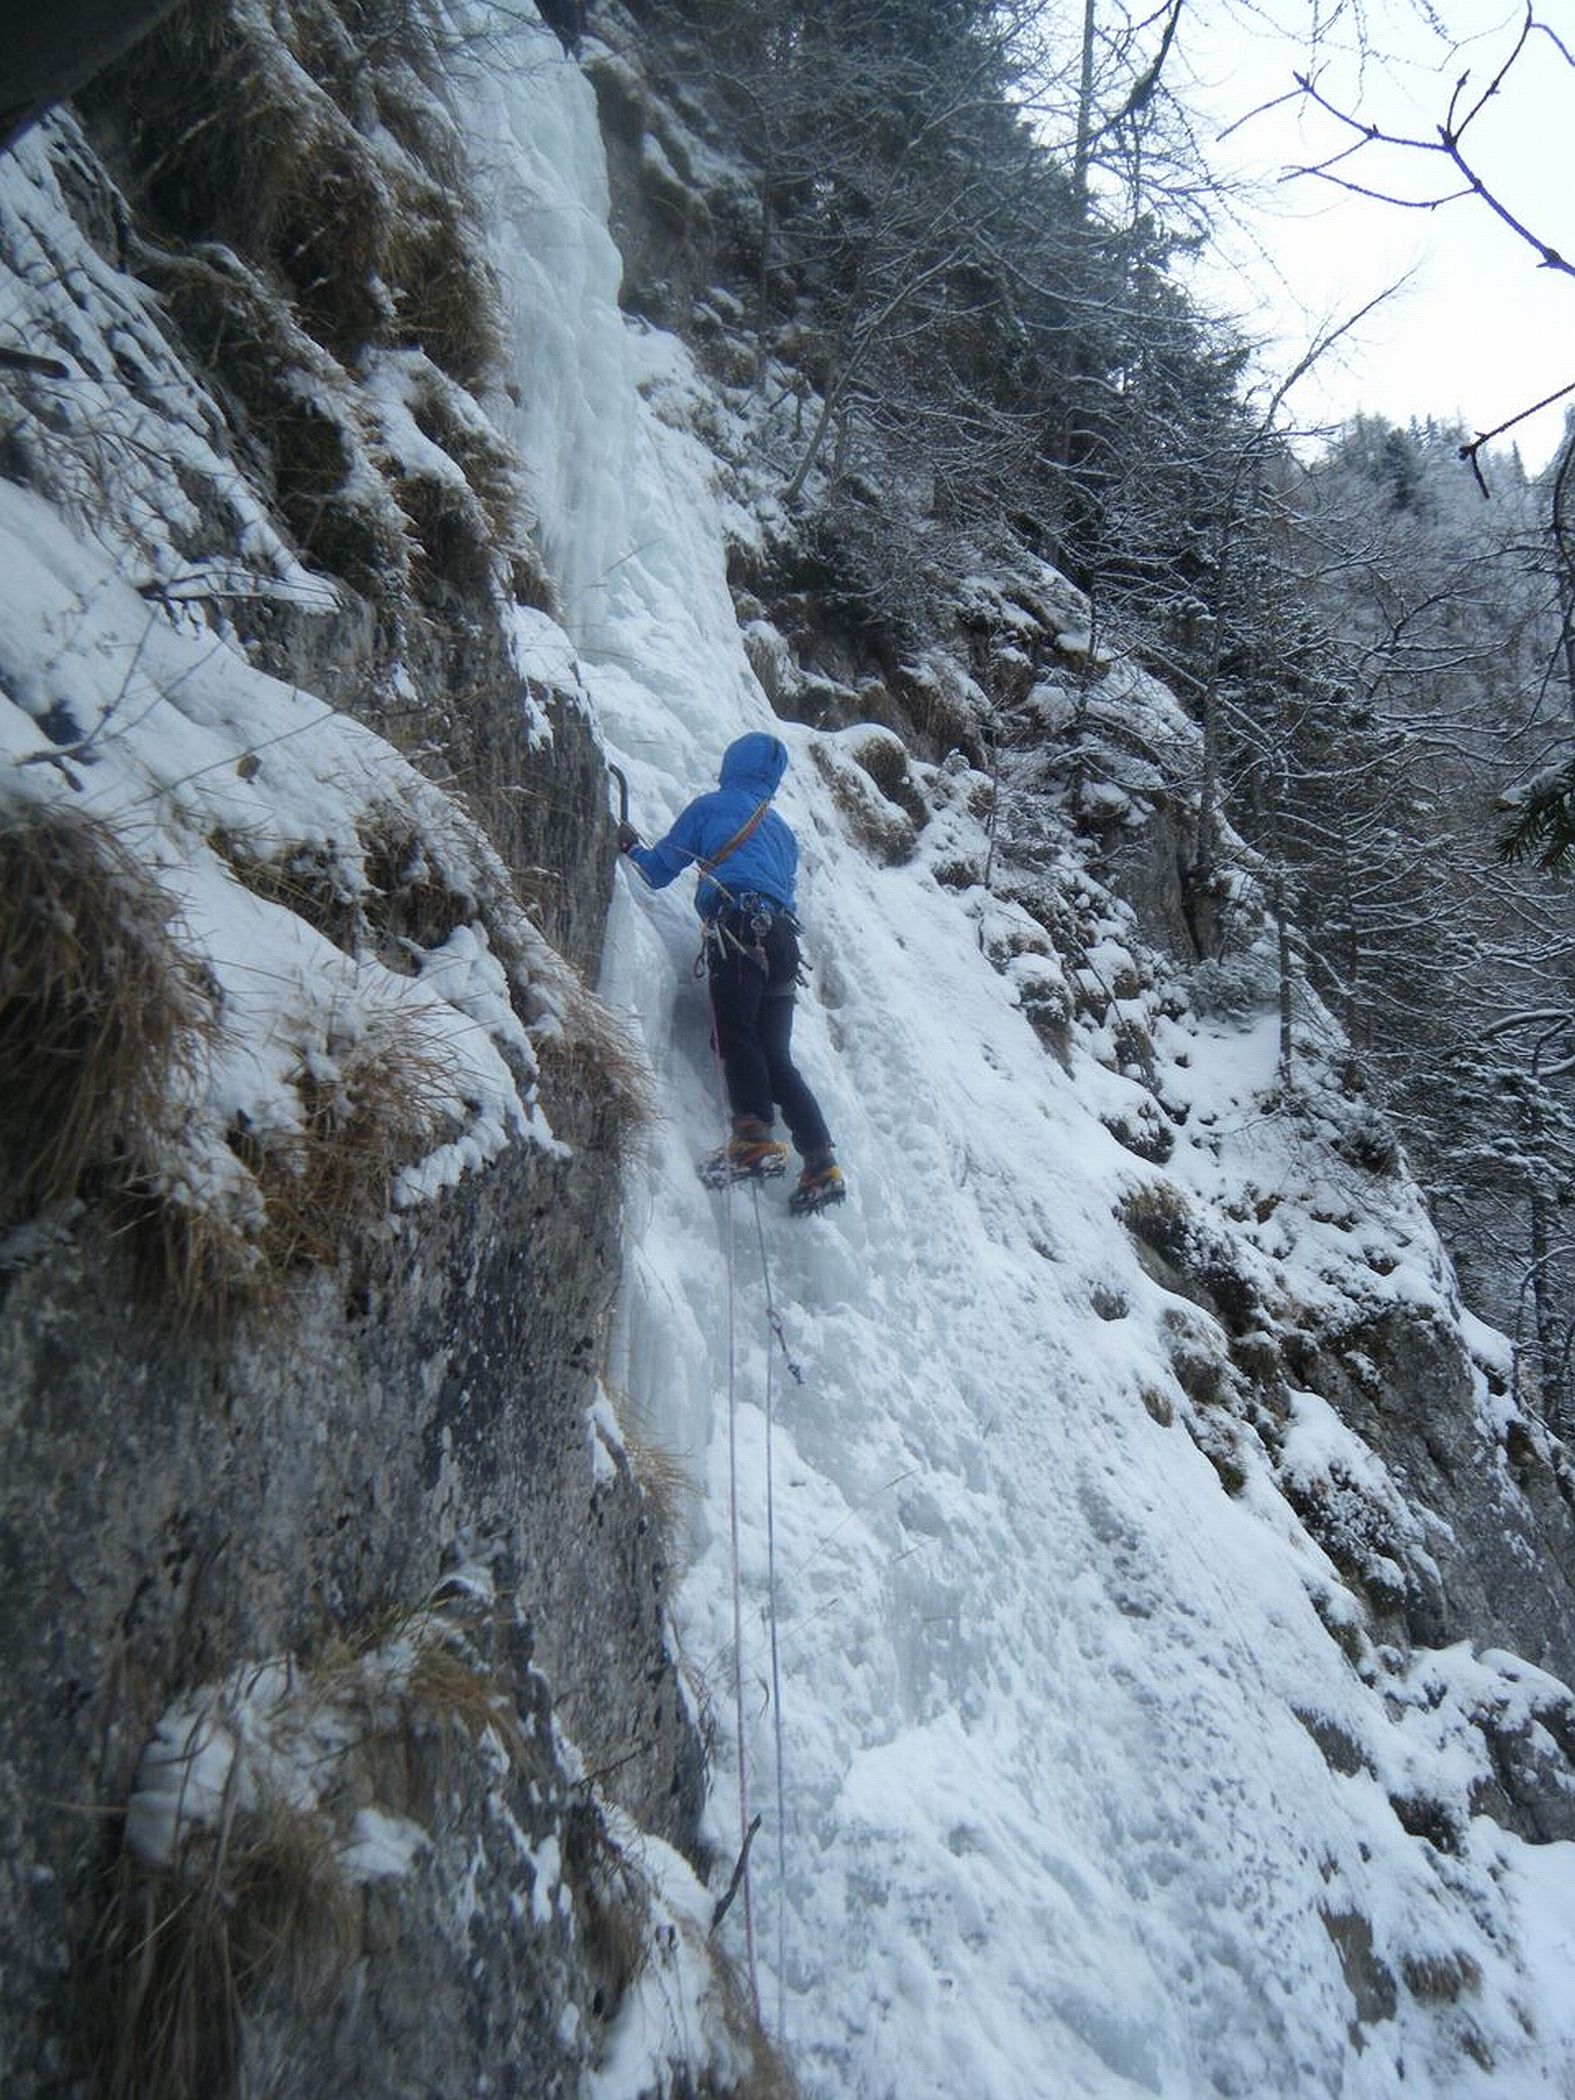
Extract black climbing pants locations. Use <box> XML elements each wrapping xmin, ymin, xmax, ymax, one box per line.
<box><xmin>707</xmin><ymin>904</ymin><xmax>832</xmax><ymax>1160</ymax></box>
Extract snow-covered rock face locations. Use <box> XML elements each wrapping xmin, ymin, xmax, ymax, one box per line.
<box><xmin>5</xmin><ymin>5</ymin><xmax>1575</xmax><ymax>2099</ymax></box>
<box><xmin>0</xmin><ymin>9</ymin><xmax>716</xmax><ymax>2095</ymax></box>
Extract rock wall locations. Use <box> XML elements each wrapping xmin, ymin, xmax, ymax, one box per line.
<box><xmin>1</xmin><ymin>1114</ymin><xmax>704</xmax><ymax>2093</ymax></box>
<box><xmin>0</xmin><ymin>6</ymin><xmax>727</xmax><ymax>2093</ymax></box>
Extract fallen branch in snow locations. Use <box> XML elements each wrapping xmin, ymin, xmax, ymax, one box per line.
<box><xmin>0</xmin><ymin>344</ymin><xmax>70</xmax><ymax>379</ymax></box>
<box><xmin>710</xmin><ymin>1813</ymin><xmax>761</xmax><ymax>1934</ymax></box>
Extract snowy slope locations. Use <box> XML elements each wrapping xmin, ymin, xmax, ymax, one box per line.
<box><xmin>462</xmin><ymin>21</ymin><xmax>1575</xmax><ymax>2099</ymax></box>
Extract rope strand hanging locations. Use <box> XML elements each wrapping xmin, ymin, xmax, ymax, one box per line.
<box><xmin>711</xmin><ymin>996</ymin><xmax>760</xmax><ymax>2017</ymax></box>
<box><xmin>752</xmin><ymin>1181</ymin><xmax>792</xmax><ymax>2043</ymax></box>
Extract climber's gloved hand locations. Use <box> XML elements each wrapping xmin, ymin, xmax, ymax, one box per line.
<box><xmin>616</xmin><ymin>820</ymin><xmax>639</xmax><ymax>853</ymax></box>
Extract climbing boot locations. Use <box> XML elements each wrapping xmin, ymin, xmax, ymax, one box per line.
<box><xmin>789</xmin><ymin>1159</ymin><xmax>845</xmax><ymax>1216</ymax></box>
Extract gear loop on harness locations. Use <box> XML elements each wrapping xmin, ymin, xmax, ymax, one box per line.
<box><xmin>696</xmin><ymin>885</ymin><xmax>792</xmax><ymax>979</ymax></box>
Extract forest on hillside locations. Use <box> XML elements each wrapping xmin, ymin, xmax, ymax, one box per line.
<box><xmin>610</xmin><ymin>0</ymin><xmax>1575</xmax><ymax>1423</ymax></box>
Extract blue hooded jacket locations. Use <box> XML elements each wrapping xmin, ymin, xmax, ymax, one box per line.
<box><xmin>627</xmin><ymin>732</ymin><xmax>798</xmax><ymax>920</ymax></box>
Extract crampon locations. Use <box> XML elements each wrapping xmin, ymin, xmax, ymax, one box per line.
<box><xmin>788</xmin><ymin>1163</ymin><xmax>846</xmax><ymax>1216</ymax></box>
<box><xmin>697</xmin><ymin>1137</ymin><xmax>790</xmax><ymax>1191</ymax></box>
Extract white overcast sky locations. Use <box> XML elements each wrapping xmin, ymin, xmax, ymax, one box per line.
<box><xmin>1175</xmin><ymin>0</ymin><xmax>1575</xmax><ymax>468</ymax></box>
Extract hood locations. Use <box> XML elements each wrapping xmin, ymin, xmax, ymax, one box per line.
<box><xmin>718</xmin><ymin>731</ymin><xmax>788</xmax><ymax>798</ymax></box>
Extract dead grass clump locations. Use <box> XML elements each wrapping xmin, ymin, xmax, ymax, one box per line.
<box><xmin>535</xmin><ymin>986</ymin><xmax>659</xmax><ymax>1156</ymax></box>
<box><xmin>1183</xmin><ymin>1409</ymin><xmax>1248</xmax><ymax>1497</ymax></box>
<box><xmin>1400</xmin><ymin>1947</ymin><xmax>1482</xmax><ymax>2004</ymax></box>
<box><xmin>1101</xmin><ymin>1101</ymin><xmax>1175</xmax><ymax>1166</ymax></box>
<box><xmin>897</xmin><ymin>664</ymin><xmax>984</xmax><ymax>763</ymax></box>
<box><xmin>562</xmin><ymin>1802</ymin><xmax>651</xmax><ymax>2023</ymax></box>
<box><xmin>846</xmin><ymin>727</ymin><xmax>929</xmax><ymax>826</ymax></box>
<box><xmin>1118</xmin><ymin>1181</ymin><xmax>1192</xmax><ymax>1267</ymax></box>
<box><xmin>358</xmin><ymin>814</ymin><xmax>475</xmax><ymax>970</ymax></box>
<box><xmin>931</xmin><ymin>857</ymin><xmax>985</xmax><ymax>891</ymax></box>
<box><xmin>408</xmin><ymin>1638</ymin><xmax>530</xmax><ymax>1767</ymax></box>
<box><xmin>309</xmin><ymin>1599</ymin><xmax>540</xmax><ymax>1795</ymax></box>
<box><xmin>0</xmin><ymin>803</ymin><xmax>213</xmax><ymax>1219</ymax></box>
<box><xmin>86</xmin><ymin>1602</ymin><xmax>550</xmax><ymax>2100</ymax></box>
<box><xmin>100</xmin><ymin>0</ymin><xmax>499</xmax><ymax>383</ymax></box>
<box><xmin>1167</xmin><ymin>1342</ymin><xmax>1230</xmax><ymax>1410</ymax></box>
<box><xmin>88</xmin><ymin>1802</ymin><xmax>357</xmax><ymax>2100</ymax></box>
<box><xmin>149</xmin><ymin>1010</ymin><xmax>466</xmax><ymax>1315</ymax></box>
<box><xmin>809</xmin><ymin>741</ymin><xmax>918</xmax><ymax>866</ymax></box>
<box><xmin>105</xmin><ymin>6</ymin><xmax>388</xmax><ymax>351</ymax></box>
<box><xmin>249</xmin><ymin>1016</ymin><xmax>465</xmax><ymax>1270</ymax></box>
<box><xmin>385</xmin><ymin>189</ymin><xmax>501</xmax><ymax>388</ymax></box>
<box><xmin>1140</xmin><ymin>1385</ymin><xmax>1175</xmax><ymax>1426</ymax></box>
<box><xmin>209</xmin><ymin>828</ymin><xmax>362</xmax><ymax>952</ymax></box>
<box><xmin>145</xmin><ymin>243</ymin><xmax>409</xmax><ymax>597</ymax></box>
<box><xmin>395</xmin><ymin>465</ymin><xmax>496</xmax><ymax>609</ymax></box>
<box><xmin>133</xmin><ymin>1178</ymin><xmax>269</xmax><ymax>1331</ymax></box>
<box><xmin>623</xmin><ymin>1426</ymin><xmax>695</xmax><ymax>1560</ymax></box>
<box><xmin>605</xmin><ymin>1384</ymin><xmax>696</xmax><ymax>1562</ymax></box>
<box><xmin>358</xmin><ymin>346</ymin><xmax>546</xmax><ymax>613</ymax></box>
<box><xmin>704</xmin><ymin>1948</ymin><xmax>808</xmax><ymax>2100</ymax></box>
<box><xmin>1118</xmin><ymin>1183</ymin><xmax>1262</xmax><ymax>1337</ymax></box>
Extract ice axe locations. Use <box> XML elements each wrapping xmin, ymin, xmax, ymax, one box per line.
<box><xmin>608</xmin><ymin>763</ymin><xmax>639</xmax><ymax>851</ymax></box>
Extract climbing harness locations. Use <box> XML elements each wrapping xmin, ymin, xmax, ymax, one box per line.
<box><xmin>697</xmin><ymin>890</ymin><xmax>781</xmax><ymax>979</ymax></box>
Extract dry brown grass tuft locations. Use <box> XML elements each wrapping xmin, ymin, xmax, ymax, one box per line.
<box><xmin>146</xmin><ymin>1007</ymin><xmax>466</xmax><ymax>1322</ymax></box>
<box><xmin>380</xmin><ymin>364</ymin><xmax>530</xmax><ymax>608</ymax></box>
<box><xmin>845</xmin><ymin>727</ymin><xmax>928</xmax><ymax>825</ymax></box>
<box><xmin>623</xmin><ymin>1425</ymin><xmax>695</xmax><ymax>1559</ymax></box>
<box><xmin>208</xmin><ymin>827</ymin><xmax>362</xmax><ymax>952</ymax></box>
<box><xmin>83</xmin><ymin>1591</ymin><xmax>568</xmax><ymax>2100</ymax></box>
<box><xmin>357</xmin><ymin>812</ymin><xmax>474</xmax><ymax>969</ymax></box>
<box><xmin>562</xmin><ymin>1802</ymin><xmax>651</xmax><ymax>2023</ymax></box>
<box><xmin>102</xmin><ymin>0</ymin><xmax>499</xmax><ymax>384</ymax></box>
<box><xmin>408</xmin><ymin>1637</ymin><xmax>530</xmax><ymax>1766</ymax></box>
<box><xmin>808</xmin><ymin>740</ymin><xmax>919</xmax><ymax>867</ymax></box>
<box><xmin>535</xmin><ymin>985</ymin><xmax>659</xmax><ymax>1157</ymax></box>
<box><xmin>904</xmin><ymin>671</ymin><xmax>984</xmax><ymax>762</ymax></box>
<box><xmin>87</xmin><ymin>1801</ymin><xmax>357</xmax><ymax>2100</ymax></box>
<box><xmin>134</xmin><ymin>1182</ymin><xmax>267</xmax><ymax>1333</ymax></box>
<box><xmin>1400</xmin><ymin>1948</ymin><xmax>1483</xmax><ymax>2004</ymax></box>
<box><xmin>250</xmin><ymin>1013</ymin><xmax>465</xmax><ymax>1272</ymax></box>
<box><xmin>710</xmin><ymin>1952</ymin><xmax>808</xmax><ymax>2099</ymax></box>
<box><xmin>605</xmin><ymin>1384</ymin><xmax>696</xmax><ymax>1563</ymax></box>
<box><xmin>383</xmin><ymin>193</ymin><xmax>502</xmax><ymax>389</ymax></box>
<box><xmin>0</xmin><ymin>803</ymin><xmax>214</xmax><ymax>1220</ymax></box>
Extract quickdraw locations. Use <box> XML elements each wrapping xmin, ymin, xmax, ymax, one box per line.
<box><xmin>697</xmin><ymin>892</ymin><xmax>778</xmax><ymax>979</ymax></box>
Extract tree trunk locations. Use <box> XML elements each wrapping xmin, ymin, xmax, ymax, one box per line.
<box><xmin>1271</xmin><ymin>858</ymin><xmax>1295</xmax><ymax>1085</ymax></box>
<box><xmin>1073</xmin><ymin>0</ymin><xmax>1098</xmax><ymax>205</ymax></box>
<box><xmin>1548</xmin><ymin>428</ymin><xmax>1575</xmax><ymax>726</ymax></box>
<box><xmin>1524</xmin><ymin>1059</ymin><xmax>1569</xmax><ymax>1424</ymax></box>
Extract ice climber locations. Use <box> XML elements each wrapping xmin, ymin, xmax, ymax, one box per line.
<box><xmin>618</xmin><ymin>731</ymin><xmax>845</xmax><ymax>1216</ymax></box>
